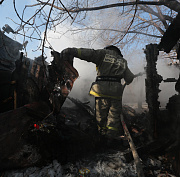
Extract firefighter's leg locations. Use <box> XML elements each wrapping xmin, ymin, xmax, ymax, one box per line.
<box><xmin>95</xmin><ymin>97</ymin><xmax>110</xmax><ymax>135</ymax></box>
<box><xmin>106</xmin><ymin>99</ymin><xmax>123</xmax><ymax>138</ymax></box>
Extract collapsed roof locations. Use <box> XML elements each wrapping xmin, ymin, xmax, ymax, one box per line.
<box><xmin>0</xmin><ymin>30</ymin><xmax>23</xmax><ymax>71</ymax></box>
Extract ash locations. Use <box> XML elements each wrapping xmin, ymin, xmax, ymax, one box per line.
<box><xmin>3</xmin><ymin>151</ymin><xmax>137</xmax><ymax>177</ymax></box>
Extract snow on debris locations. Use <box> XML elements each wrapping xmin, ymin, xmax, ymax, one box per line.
<box><xmin>3</xmin><ymin>151</ymin><xmax>138</xmax><ymax>177</ymax></box>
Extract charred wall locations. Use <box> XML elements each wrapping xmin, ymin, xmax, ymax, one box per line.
<box><xmin>145</xmin><ymin>43</ymin><xmax>180</xmax><ymax>176</ymax></box>
<box><xmin>145</xmin><ymin>44</ymin><xmax>163</xmax><ymax>138</ymax></box>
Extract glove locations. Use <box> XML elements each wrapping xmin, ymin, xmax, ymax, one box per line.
<box><xmin>61</xmin><ymin>48</ymin><xmax>77</xmax><ymax>62</ymax></box>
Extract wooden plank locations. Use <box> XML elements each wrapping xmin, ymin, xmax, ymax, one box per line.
<box><xmin>121</xmin><ymin>114</ymin><xmax>145</xmax><ymax>177</ymax></box>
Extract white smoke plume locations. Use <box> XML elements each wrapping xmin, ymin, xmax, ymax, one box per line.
<box><xmin>46</xmin><ymin>24</ymin><xmax>179</xmax><ymax>110</ymax></box>
<box><xmin>46</xmin><ymin>25</ymin><xmax>148</xmax><ymax>109</ymax></box>
<box><xmin>157</xmin><ymin>53</ymin><xmax>180</xmax><ymax>108</ymax></box>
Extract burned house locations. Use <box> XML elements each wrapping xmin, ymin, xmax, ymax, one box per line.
<box><xmin>1</xmin><ymin>12</ymin><xmax>180</xmax><ymax>176</ymax></box>
<box><xmin>0</xmin><ymin>30</ymin><xmax>84</xmax><ymax>171</ymax></box>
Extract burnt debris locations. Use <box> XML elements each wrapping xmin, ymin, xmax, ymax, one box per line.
<box><xmin>1</xmin><ymin>20</ymin><xmax>180</xmax><ymax>177</ymax></box>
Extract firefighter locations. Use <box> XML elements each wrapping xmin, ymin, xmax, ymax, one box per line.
<box><xmin>61</xmin><ymin>45</ymin><xmax>135</xmax><ymax>141</ymax></box>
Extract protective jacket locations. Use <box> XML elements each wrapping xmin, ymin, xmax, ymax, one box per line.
<box><xmin>63</xmin><ymin>48</ymin><xmax>135</xmax><ymax>100</ymax></box>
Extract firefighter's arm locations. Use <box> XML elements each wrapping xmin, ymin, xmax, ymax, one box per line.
<box><xmin>123</xmin><ymin>66</ymin><xmax>135</xmax><ymax>85</ymax></box>
<box><xmin>61</xmin><ymin>48</ymin><xmax>105</xmax><ymax>66</ymax></box>
<box><xmin>124</xmin><ymin>67</ymin><xmax>145</xmax><ymax>85</ymax></box>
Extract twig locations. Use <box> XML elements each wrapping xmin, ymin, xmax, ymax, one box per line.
<box><xmin>113</xmin><ymin>0</ymin><xmax>139</xmax><ymax>45</ymax></box>
<box><xmin>68</xmin><ymin>27</ymin><xmax>162</xmax><ymax>38</ymax></box>
<box><xmin>45</xmin><ymin>35</ymin><xmax>54</xmax><ymax>50</ymax></box>
<box><xmin>41</xmin><ymin>0</ymin><xmax>56</xmax><ymax>79</ymax></box>
<box><xmin>0</xmin><ymin>0</ymin><xmax>5</xmax><ymax>5</ymax></box>
<box><xmin>43</xmin><ymin>111</ymin><xmax>53</xmax><ymax>121</ymax></box>
<box><xmin>16</xmin><ymin>0</ymin><xmax>51</xmax><ymax>32</ymax></box>
<box><xmin>13</xmin><ymin>0</ymin><xmax>33</xmax><ymax>25</ymax></box>
<box><xmin>16</xmin><ymin>32</ymin><xmax>41</xmax><ymax>40</ymax></box>
<box><xmin>35</xmin><ymin>1</ymin><xmax>166</xmax><ymax>13</ymax></box>
<box><xmin>58</xmin><ymin>0</ymin><xmax>73</xmax><ymax>20</ymax></box>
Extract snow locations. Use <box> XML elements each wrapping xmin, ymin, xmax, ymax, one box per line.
<box><xmin>3</xmin><ymin>151</ymin><xmax>138</xmax><ymax>177</ymax></box>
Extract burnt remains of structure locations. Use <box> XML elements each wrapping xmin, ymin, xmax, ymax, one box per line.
<box><xmin>144</xmin><ymin>12</ymin><xmax>180</xmax><ymax>176</ymax></box>
<box><xmin>1</xmin><ymin>13</ymin><xmax>180</xmax><ymax>176</ymax></box>
<box><xmin>0</xmin><ymin>30</ymin><xmax>24</xmax><ymax>112</ymax></box>
<box><xmin>0</xmin><ymin>31</ymin><xmax>86</xmax><ymax>172</ymax></box>
<box><xmin>145</xmin><ymin>44</ymin><xmax>163</xmax><ymax>138</ymax></box>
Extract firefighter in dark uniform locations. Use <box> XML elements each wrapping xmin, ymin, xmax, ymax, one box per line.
<box><xmin>61</xmin><ymin>45</ymin><xmax>135</xmax><ymax>140</ymax></box>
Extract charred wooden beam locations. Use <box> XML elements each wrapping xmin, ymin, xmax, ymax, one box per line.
<box><xmin>144</xmin><ymin>44</ymin><xmax>163</xmax><ymax>138</ymax></box>
<box><xmin>121</xmin><ymin>114</ymin><xmax>145</xmax><ymax>177</ymax></box>
<box><xmin>166</xmin><ymin>94</ymin><xmax>180</xmax><ymax>176</ymax></box>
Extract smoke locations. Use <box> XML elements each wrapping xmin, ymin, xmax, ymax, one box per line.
<box><xmin>46</xmin><ymin>23</ymin><xmax>180</xmax><ymax>110</ymax></box>
<box><xmin>46</xmin><ymin>25</ymin><xmax>148</xmax><ymax>108</ymax></box>
<box><xmin>122</xmin><ymin>50</ymin><xmax>180</xmax><ymax>109</ymax></box>
<box><xmin>46</xmin><ymin>24</ymin><xmax>103</xmax><ymax>107</ymax></box>
<box><xmin>122</xmin><ymin>49</ymin><xmax>146</xmax><ymax>108</ymax></box>
<box><xmin>157</xmin><ymin>55</ymin><xmax>179</xmax><ymax>108</ymax></box>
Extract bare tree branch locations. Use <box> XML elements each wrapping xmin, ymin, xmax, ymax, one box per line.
<box><xmin>59</xmin><ymin>0</ymin><xmax>73</xmax><ymax>19</ymax></box>
<box><xmin>69</xmin><ymin>27</ymin><xmax>162</xmax><ymax>38</ymax></box>
<box><xmin>113</xmin><ymin>0</ymin><xmax>139</xmax><ymax>45</ymax></box>
<box><xmin>16</xmin><ymin>0</ymin><xmax>51</xmax><ymax>32</ymax></box>
<box><xmin>41</xmin><ymin>0</ymin><xmax>55</xmax><ymax>79</ymax></box>
<box><xmin>3</xmin><ymin>0</ymin><xmax>179</xmax><ymax>56</ymax></box>
<box><xmin>132</xmin><ymin>17</ymin><xmax>159</xmax><ymax>28</ymax></box>
<box><xmin>135</xmin><ymin>14</ymin><xmax>165</xmax><ymax>34</ymax></box>
<box><xmin>0</xmin><ymin>0</ymin><xmax>5</xmax><ymax>5</ymax></box>
<box><xmin>139</xmin><ymin>5</ymin><xmax>173</xmax><ymax>22</ymax></box>
<box><xmin>33</xmin><ymin>1</ymin><xmax>167</xmax><ymax>13</ymax></box>
<box><xmin>156</xmin><ymin>6</ymin><xmax>168</xmax><ymax>29</ymax></box>
<box><xmin>32</xmin><ymin>0</ymin><xmax>180</xmax><ymax>15</ymax></box>
<box><xmin>16</xmin><ymin>32</ymin><xmax>41</xmax><ymax>41</ymax></box>
<box><xmin>13</xmin><ymin>0</ymin><xmax>33</xmax><ymax>25</ymax></box>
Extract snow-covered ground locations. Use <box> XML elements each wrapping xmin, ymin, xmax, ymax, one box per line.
<box><xmin>3</xmin><ymin>146</ymin><xmax>177</xmax><ymax>177</ymax></box>
<box><xmin>3</xmin><ymin>150</ymin><xmax>137</xmax><ymax>177</ymax></box>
